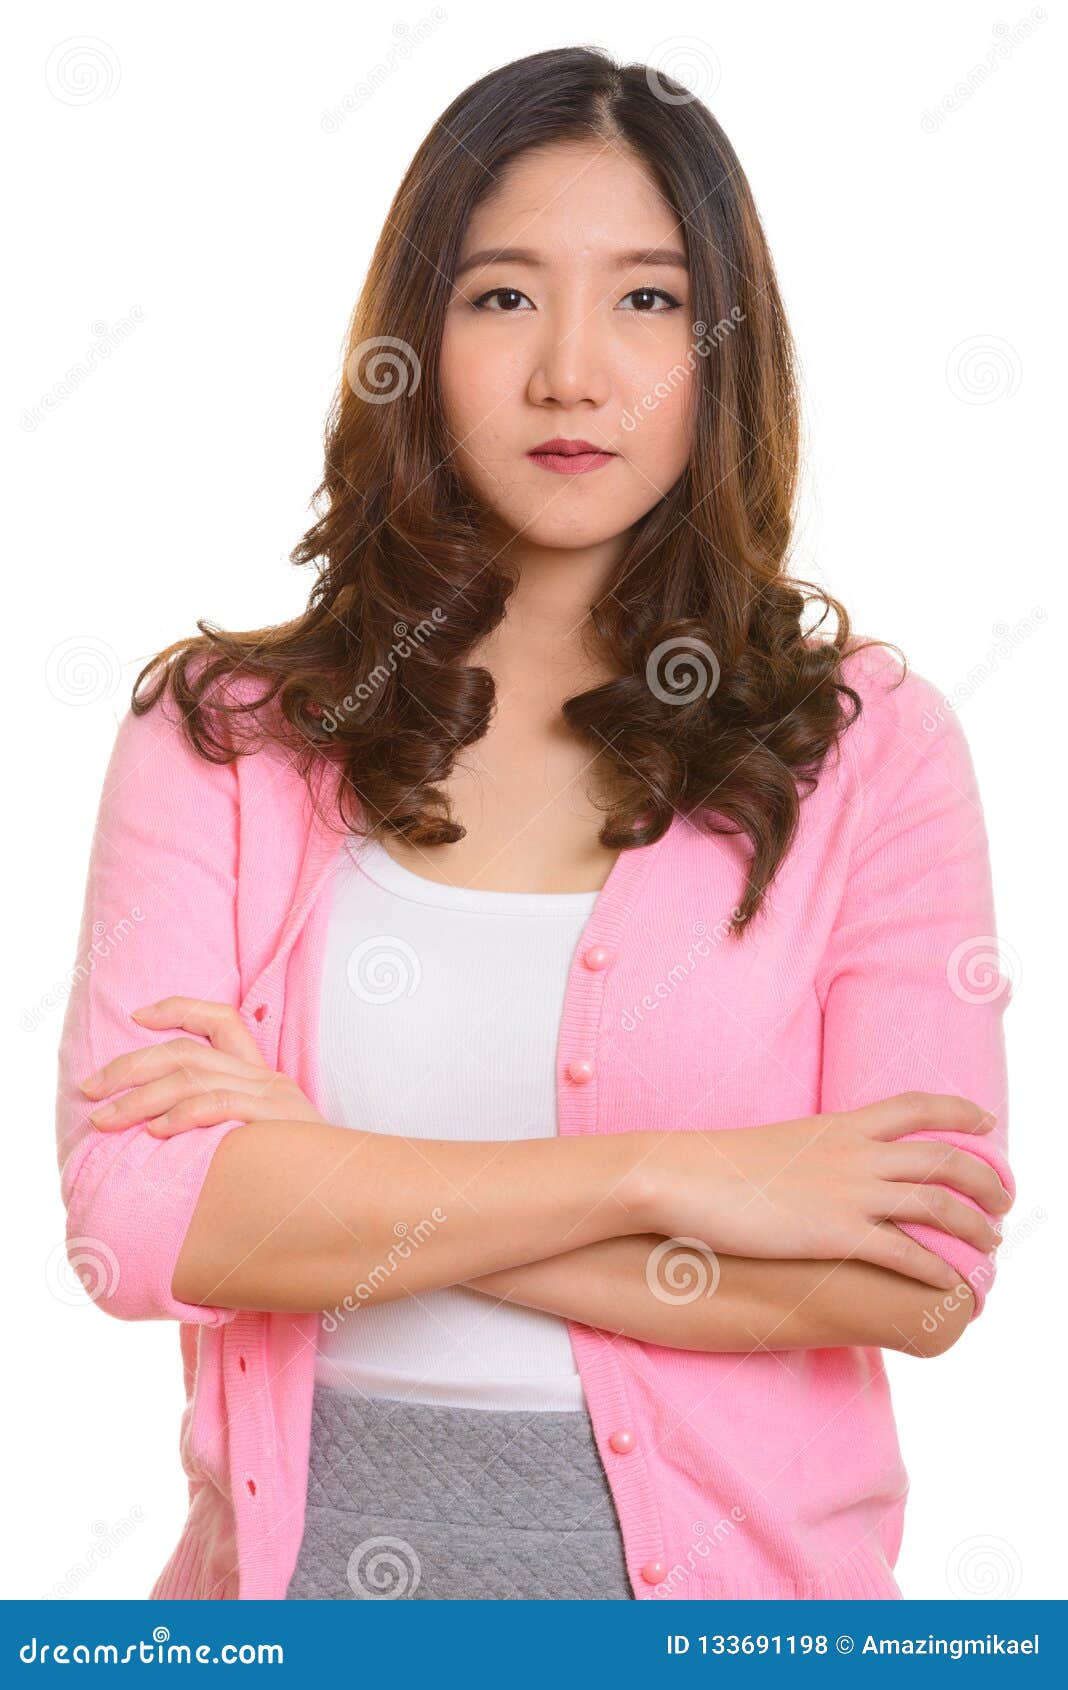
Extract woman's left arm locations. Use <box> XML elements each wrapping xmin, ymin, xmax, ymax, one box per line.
<box><xmin>466</xmin><ymin>661</ymin><xmax>1013</xmax><ymax>1358</ymax></box>
<box><xmin>464</xmin><ymin>1234</ymin><xmax>974</xmax><ymax>1357</ymax></box>
<box><xmin>812</xmin><ymin>658</ymin><xmax>1015</xmax><ymax>1322</ymax></box>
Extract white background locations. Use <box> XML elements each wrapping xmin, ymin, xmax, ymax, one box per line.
<box><xmin>5</xmin><ymin>0</ymin><xmax>1062</xmax><ymax>1601</ymax></box>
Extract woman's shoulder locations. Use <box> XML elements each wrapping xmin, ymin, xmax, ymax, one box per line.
<box><xmin>111</xmin><ymin>654</ymin><xmax>297</xmax><ymax>813</ymax></box>
<box><xmin>831</xmin><ymin>638</ymin><xmax>982</xmax><ymax>830</ymax></box>
<box><xmin>835</xmin><ymin>638</ymin><xmax>967</xmax><ymax>750</ymax></box>
<box><xmin>128</xmin><ymin>651</ymin><xmax>287</xmax><ymax>747</ymax></box>
<box><xmin>837</xmin><ymin>638</ymin><xmax>945</xmax><ymax>720</ymax></box>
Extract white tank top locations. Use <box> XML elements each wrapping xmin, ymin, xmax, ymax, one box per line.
<box><xmin>314</xmin><ymin>830</ymin><xmax>599</xmax><ymax>1410</ymax></box>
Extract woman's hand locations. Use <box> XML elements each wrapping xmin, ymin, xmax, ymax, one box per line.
<box><xmin>77</xmin><ymin>996</ymin><xmax>327</xmax><ymax>1138</ymax></box>
<box><xmin>632</xmin><ymin>1091</ymin><xmax>1013</xmax><ymax>1291</ymax></box>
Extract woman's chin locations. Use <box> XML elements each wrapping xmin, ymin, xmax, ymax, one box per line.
<box><xmin>488</xmin><ymin>506</ymin><xmax>636</xmax><ymax>555</ymax></box>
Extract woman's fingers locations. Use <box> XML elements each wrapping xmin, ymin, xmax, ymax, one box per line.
<box><xmin>80</xmin><ymin>1031</ymin><xmax>268</xmax><ymax>1102</ymax></box>
<box><xmin>857</xmin><ymin>1222</ymin><xmax>965</xmax><ymax>1291</ymax></box>
<box><xmin>145</xmin><ymin>1086</ymin><xmax>301</xmax><ymax>1139</ymax></box>
<box><xmin>75</xmin><ymin>994</ymin><xmax>328</xmax><ymax>1137</ymax></box>
<box><xmin>857</xmin><ymin>1091</ymin><xmax>996</xmax><ymax>1142</ymax></box>
<box><xmin>875</xmin><ymin>1184</ymin><xmax>1003</xmax><ymax>1254</ymax></box>
<box><xmin>88</xmin><ymin>1067</ymin><xmax>280</xmax><ymax>1132</ymax></box>
<box><xmin>879</xmin><ymin>1141</ymin><xmax>1013</xmax><ymax>1213</ymax></box>
<box><xmin>130</xmin><ymin>997</ymin><xmax>265</xmax><ymax>1065</ymax></box>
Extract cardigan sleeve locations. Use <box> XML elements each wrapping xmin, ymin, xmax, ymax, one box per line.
<box><xmin>54</xmin><ymin>686</ymin><xmax>251</xmax><ymax>1324</ymax></box>
<box><xmin>815</xmin><ymin>654</ymin><xmax>1014</xmax><ymax>1320</ymax></box>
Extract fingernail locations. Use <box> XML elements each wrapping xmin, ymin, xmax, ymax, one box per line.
<box><xmin>90</xmin><ymin>1104</ymin><xmax>116</xmax><ymax>1122</ymax></box>
<box><xmin>79</xmin><ymin>1072</ymin><xmax>104</xmax><ymax>1093</ymax></box>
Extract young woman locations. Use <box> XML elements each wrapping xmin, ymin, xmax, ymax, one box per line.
<box><xmin>57</xmin><ymin>46</ymin><xmax>1014</xmax><ymax>1602</ymax></box>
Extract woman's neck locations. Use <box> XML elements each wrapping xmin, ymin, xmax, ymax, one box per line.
<box><xmin>476</xmin><ymin>529</ymin><xmax>628</xmax><ymax>703</ymax></box>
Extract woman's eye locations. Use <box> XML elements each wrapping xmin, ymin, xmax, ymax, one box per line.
<box><xmin>468</xmin><ymin>285</ymin><xmax>682</xmax><ymax>313</ymax></box>
<box><xmin>471</xmin><ymin>287</ymin><xmax>534</xmax><ymax>312</ymax></box>
<box><xmin>618</xmin><ymin>287</ymin><xmax>682</xmax><ymax>313</ymax></box>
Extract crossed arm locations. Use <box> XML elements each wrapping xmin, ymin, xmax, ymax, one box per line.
<box><xmin>461</xmin><ymin>1235</ymin><xmax>976</xmax><ymax>1358</ymax></box>
<box><xmin>60</xmin><ymin>677</ymin><xmax>1009</xmax><ymax>1350</ymax></box>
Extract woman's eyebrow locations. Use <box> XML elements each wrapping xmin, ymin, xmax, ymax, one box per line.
<box><xmin>454</xmin><ymin>246</ymin><xmax>689</xmax><ymax>279</ymax></box>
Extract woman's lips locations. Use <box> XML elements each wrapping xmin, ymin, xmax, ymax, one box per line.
<box><xmin>527</xmin><ymin>449</ymin><xmax>617</xmax><ymax>476</ymax></box>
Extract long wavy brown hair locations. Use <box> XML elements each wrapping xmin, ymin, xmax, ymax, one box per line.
<box><xmin>132</xmin><ymin>44</ymin><xmax>899</xmax><ymax>936</ymax></box>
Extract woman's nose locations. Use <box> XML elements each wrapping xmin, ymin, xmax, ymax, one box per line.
<box><xmin>527</xmin><ymin>317</ymin><xmax>613</xmax><ymax>410</ymax></box>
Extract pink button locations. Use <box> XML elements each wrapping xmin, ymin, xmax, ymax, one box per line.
<box><xmin>609</xmin><ymin>1429</ymin><xmax>635</xmax><ymax>1454</ymax></box>
<box><xmin>583</xmin><ymin>945</ymin><xmax>610</xmax><ymax>970</ymax></box>
<box><xmin>640</xmin><ymin>1559</ymin><xmax>666</xmax><ymax>1585</ymax></box>
<box><xmin>566</xmin><ymin>1058</ymin><xmax>595</xmax><ymax>1084</ymax></box>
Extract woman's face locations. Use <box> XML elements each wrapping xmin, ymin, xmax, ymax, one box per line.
<box><xmin>439</xmin><ymin>138</ymin><xmax>697</xmax><ymax>554</ymax></box>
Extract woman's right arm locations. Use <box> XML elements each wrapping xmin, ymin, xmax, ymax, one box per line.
<box><xmin>169</xmin><ymin>1119</ymin><xmax>652</xmax><ymax>1312</ymax></box>
<box><xmin>170</xmin><ymin>1090</ymin><xmax>1009</xmax><ymax>1313</ymax></box>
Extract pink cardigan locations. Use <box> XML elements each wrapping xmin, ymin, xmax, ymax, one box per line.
<box><xmin>55</xmin><ymin>644</ymin><xmax>1014</xmax><ymax>1601</ymax></box>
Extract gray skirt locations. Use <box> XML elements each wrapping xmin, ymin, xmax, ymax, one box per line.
<box><xmin>285</xmin><ymin>1381</ymin><xmax>634</xmax><ymax>1600</ymax></box>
